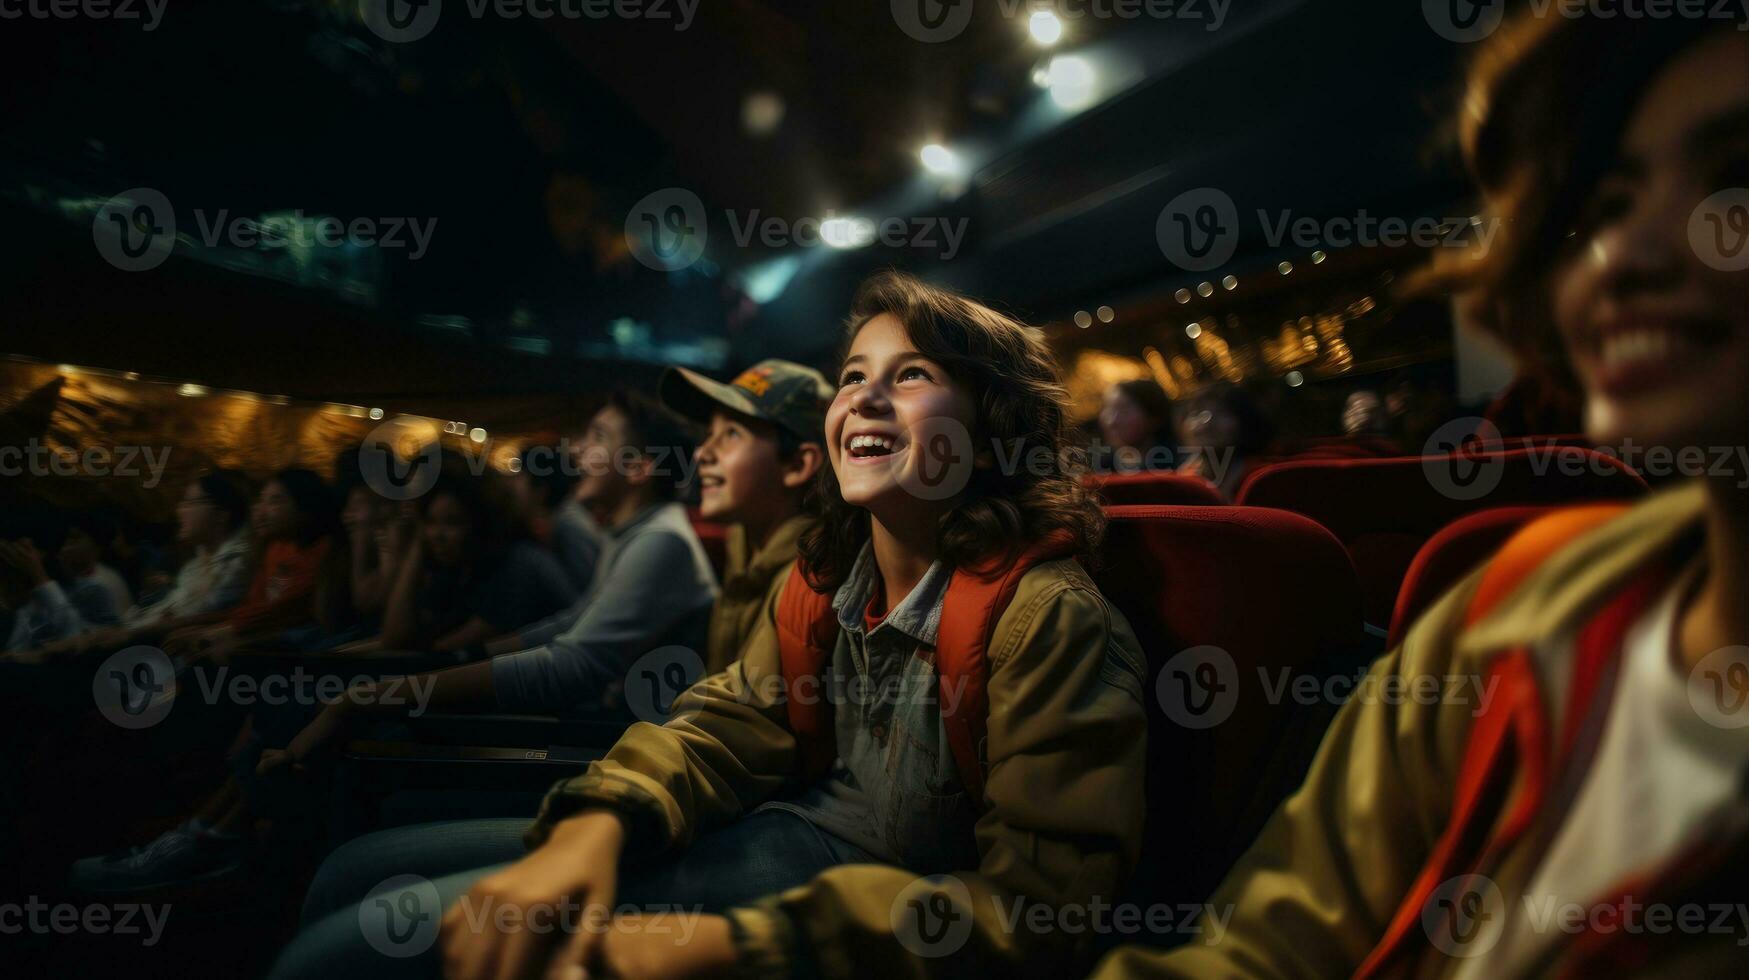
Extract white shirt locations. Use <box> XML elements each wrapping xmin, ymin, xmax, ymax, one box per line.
<box><xmin>1463</xmin><ymin>569</ymin><xmax>1749</xmax><ymax>976</ymax></box>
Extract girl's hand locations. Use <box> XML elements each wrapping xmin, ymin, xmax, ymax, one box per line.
<box><xmin>589</xmin><ymin>914</ymin><xmax>737</xmax><ymax>980</ymax></box>
<box><xmin>440</xmin><ymin>810</ymin><xmax>627</xmax><ymax>980</ymax></box>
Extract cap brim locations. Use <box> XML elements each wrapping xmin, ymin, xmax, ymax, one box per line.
<box><xmin>658</xmin><ymin>367</ymin><xmax>764</xmax><ymax>425</ymax></box>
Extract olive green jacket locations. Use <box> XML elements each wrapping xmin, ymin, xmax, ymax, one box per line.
<box><xmin>528</xmin><ymin>557</ymin><xmax>1149</xmax><ymax>979</ymax></box>
<box><xmin>705</xmin><ymin>516</ymin><xmax>814</xmax><ymax>674</ymax></box>
<box><xmin>1094</xmin><ymin>482</ymin><xmax>1739</xmax><ymax>979</ymax></box>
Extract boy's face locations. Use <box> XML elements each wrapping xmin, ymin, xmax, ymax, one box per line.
<box><xmin>1551</xmin><ymin>30</ymin><xmax>1749</xmax><ymax>450</ymax></box>
<box><xmin>695</xmin><ymin>410</ymin><xmax>785</xmax><ymax>523</ymax></box>
<box><xmin>827</xmin><ymin>313</ymin><xmax>979</xmax><ymax>511</ymax></box>
<box><xmin>575</xmin><ymin>405</ymin><xmax>636</xmax><ymax>507</ymax></box>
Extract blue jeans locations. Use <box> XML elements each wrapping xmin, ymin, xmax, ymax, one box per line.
<box><xmin>270</xmin><ymin>810</ymin><xmax>882</xmax><ymax>979</ymax></box>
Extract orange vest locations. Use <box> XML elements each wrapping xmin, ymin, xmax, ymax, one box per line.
<box><xmin>773</xmin><ymin>533</ymin><xmax>1075</xmax><ymax>809</ymax></box>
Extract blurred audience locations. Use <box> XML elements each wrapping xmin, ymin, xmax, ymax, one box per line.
<box><xmin>1176</xmin><ymin>383</ymin><xmax>1273</xmax><ymax>499</ymax></box>
<box><xmin>1098</xmin><ymin>378</ymin><xmax>1177</xmax><ymax>472</ymax></box>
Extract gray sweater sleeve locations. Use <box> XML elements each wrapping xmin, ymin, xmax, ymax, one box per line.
<box><xmin>491</xmin><ymin>529</ymin><xmax>705</xmax><ymax>713</ymax></box>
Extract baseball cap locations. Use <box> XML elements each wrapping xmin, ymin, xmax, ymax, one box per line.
<box><xmin>659</xmin><ymin>359</ymin><xmax>832</xmax><ymax>444</ymax></box>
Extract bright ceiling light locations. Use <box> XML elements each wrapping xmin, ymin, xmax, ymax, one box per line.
<box><xmin>821</xmin><ymin>217</ymin><xmax>873</xmax><ymax>249</ymax></box>
<box><xmin>1046</xmin><ymin>55</ymin><xmax>1097</xmax><ymax>110</ymax></box>
<box><xmin>1029</xmin><ymin>11</ymin><xmax>1063</xmax><ymax>46</ymax></box>
<box><xmin>919</xmin><ymin>143</ymin><xmax>959</xmax><ymax>176</ymax></box>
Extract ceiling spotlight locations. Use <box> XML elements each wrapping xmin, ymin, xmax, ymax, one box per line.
<box><xmin>1174</xmin><ymin>288</ymin><xmax>1192</xmax><ymax>304</ymax></box>
<box><xmin>821</xmin><ymin>217</ymin><xmax>873</xmax><ymax>249</ymax></box>
<box><xmin>368</xmin><ymin>407</ymin><xmax>385</xmax><ymax>420</ymax></box>
<box><xmin>1278</xmin><ymin>261</ymin><xmax>1294</xmax><ymax>275</ymax></box>
<box><xmin>1046</xmin><ymin>55</ymin><xmax>1096</xmax><ymax>110</ymax></box>
<box><xmin>1311</xmin><ymin>249</ymin><xmax>1328</xmax><ymax>264</ymax></box>
<box><xmin>741</xmin><ymin>91</ymin><xmax>785</xmax><ymax>137</ymax></box>
<box><xmin>1185</xmin><ymin>323</ymin><xmax>1202</xmax><ymax>339</ymax></box>
<box><xmin>1222</xmin><ymin>275</ymin><xmax>1238</xmax><ymax>291</ymax></box>
<box><xmin>1286</xmin><ymin>371</ymin><xmax>1305</xmax><ymax>387</ymax></box>
<box><xmin>469</xmin><ymin>427</ymin><xmax>488</xmax><ymax>444</ymax></box>
<box><xmin>177</xmin><ymin>383</ymin><xmax>208</xmax><ymax>397</ymax></box>
<box><xmin>1096</xmin><ymin>305</ymin><xmax>1115</xmax><ymax>323</ymax></box>
<box><xmin>1074</xmin><ymin>310</ymin><xmax>1093</xmax><ymax>329</ymax></box>
<box><xmin>1029</xmin><ymin>11</ymin><xmax>1064</xmax><ymax>46</ymax></box>
<box><xmin>919</xmin><ymin>143</ymin><xmax>959</xmax><ymax>176</ymax></box>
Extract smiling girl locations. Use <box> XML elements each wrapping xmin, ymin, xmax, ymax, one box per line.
<box><xmin>268</xmin><ymin>271</ymin><xmax>1148</xmax><ymax>980</ymax></box>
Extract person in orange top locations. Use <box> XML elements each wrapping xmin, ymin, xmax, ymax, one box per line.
<box><xmin>165</xmin><ymin>468</ymin><xmax>338</xmax><ymax>661</ymax></box>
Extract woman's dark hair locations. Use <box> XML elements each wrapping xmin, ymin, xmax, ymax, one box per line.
<box><xmin>519</xmin><ymin>445</ymin><xmax>577</xmax><ymax>509</ymax></box>
<box><xmin>1414</xmin><ymin>14</ymin><xmax>1741</xmax><ymax>375</ymax></box>
<box><xmin>418</xmin><ymin>463</ymin><xmax>522</xmax><ymax>571</ymax></box>
<box><xmin>1189</xmin><ymin>384</ymin><xmax>1273</xmax><ymax>456</ymax></box>
<box><xmin>602</xmin><ymin>390</ymin><xmax>697</xmax><ymax>502</ymax></box>
<box><xmin>197</xmin><ymin>470</ymin><xmax>253</xmax><ymax>532</ymax></box>
<box><xmin>1110</xmin><ymin>379</ymin><xmax>1176</xmax><ymax>445</ymax></box>
<box><xmin>798</xmin><ymin>270</ymin><xmax>1104</xmax><ymax>590</ymax></box>
<box><xmin>268</xmin><ymin>468</ymin><xmax>339</xmax><ymax>546</ymax></box>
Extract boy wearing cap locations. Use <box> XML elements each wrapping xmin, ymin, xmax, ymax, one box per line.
<box><xmin>659</xmin><ymin>359</ymin><xmax>830</xmax><ymax>672</ymax></box>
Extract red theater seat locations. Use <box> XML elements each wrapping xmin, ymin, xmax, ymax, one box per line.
<box><xmin>1094</xmin><ymin>505</ymin><xmax>1367</xmax><ymax>906</ymax></box>
<box><xmin>1235</xmin><ymin>448</ymin><xmax>1646</xmax><ymax>629</ymax></box>
<box><xmin>1386</xmin><ymin>505</ymin><xmax>1553</xmax><ymax>649</ymax></box>
<box><xmin>1083</xmin><ymin>471</ymin><xmax>1224</xmax><ymax>506</ymax></box>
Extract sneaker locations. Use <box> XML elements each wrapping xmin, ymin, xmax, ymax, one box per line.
<box><xmin>68</xmin><ymin>820</ymin><xmax>246</xmax><ymax>893</ymax></box>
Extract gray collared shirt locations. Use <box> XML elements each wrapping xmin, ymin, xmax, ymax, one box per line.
<box><xmin>492</xmin><ymin>501</ymin><xmax>718</xmax><ymax>714</ymax></box>
<box><xmin>756</xmin><ymin>542</ymin><xmax>982</xmax><ymax>873</ymax></box>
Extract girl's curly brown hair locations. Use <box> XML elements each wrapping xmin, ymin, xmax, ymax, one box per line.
<box><xmin>796</xmin><ymin>271</ymin><xmax>1105</xmax><ymax>591</ymax></box>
